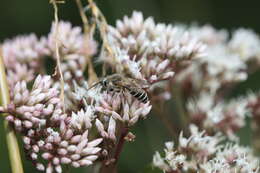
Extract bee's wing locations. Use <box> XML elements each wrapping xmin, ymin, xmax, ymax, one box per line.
<box><xmin>130</xmin><ymin>78</ymin><xmax>150</xmax><ymax>89</ymax></box>
<box><xmin>87</xmin><ymin>81</ymin><xmax>101</xmax><ymax>91</ymax></box>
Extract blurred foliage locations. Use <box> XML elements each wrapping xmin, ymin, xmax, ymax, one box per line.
<box><xmin>1</xmin><ymin>0</ymin><xmax>260</xmax><ymax>172</ymax></box>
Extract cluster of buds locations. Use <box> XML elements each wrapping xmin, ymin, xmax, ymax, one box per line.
<box><xmin>153</xmin><ymin>125</ymin><xmax>259</xmax><ymax>173</ymax></box>
<box><xmin>45</xmin><ymin>21</ymin><xmax>97</xmax><ymax>56</ymax></box>
<box><xmin>0</xmin><ymin>75</ymin><xmax>105</xmax><ymax>172</ymax></box>
<box><xmin>229</xmin><ymin>28</ymin><xmax>260</xmax><ymax>65</ymax></box>
<box><xmin>2</xmin><ymin>5</ymin><xmax>260</xmax><ymax>173</ymax></box>
<box><xmin>44</xmin><ymin>21</ymin><xmax>97</xmax><ymax>112</ymax></box>
<box><xmin>186</xmin><ymin>92</ymin><xmax>250</xmax><ymax>139</ymax></box>
<box><xmin>2</xmin><ymin>34</ymin><xmax>48</xmax><ymax>87</ymax></box>
<box><xmin>68</xmin><ymin>81</ymin><xmax>152</xmax><ymax>141</ymax></box>
<box><xmin>175</xmin><ymin>44</ymin><xmax>247</xmax><ymax>96</ymax></box>
<box><xmin>0</xmin><ymin>75</ymin><xmax>65</xmax><ymax>132</ymax></box>
<box><xmin>95</xmin><ymin>91</ymin><xmax>152</xmax><ymax>140</ymax></box>
<box><xmin>175</xmin><ymin>26</ymin><xmax>260</xmax><ymax>98</ymax></box>
<box><xmin>101</xmin><ymin>11</ymin><xmax>206</xmax><ymax>101</ymax></box>
<box><xmin>23</xmin><ymin>121</ymin><xmax>102</xmax><ymax>173</ymax></box>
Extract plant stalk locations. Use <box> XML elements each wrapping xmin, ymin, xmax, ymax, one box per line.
<box><xmin>0</xmin><ymin>55</ymin><xmax>24</xmax><ymax>173</ymax></box>
<box><xmin>172</xmin><ymin>84</ymin><xmax>189</xmax><ymax>136</ymax></box>
<box><xmin>99</xmin><ymin>127</ymin><xmax>129</xmax><ymax>173</ymax></box>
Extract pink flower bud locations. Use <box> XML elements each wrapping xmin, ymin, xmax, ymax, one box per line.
<box><xmin>72</xmin><ymin>161</ymin><xmax>80</xmax><ymax>168</ymax></box>
<box><xmin>31</xmin><ymin>152</ymin><xmax>38</xmax><ymax>160</ymax></box>
<box><xmin>53</xmin><ymin>157</ymin><xmax>60</xmax><ymax>165</ymax></box>
<box><xmin>60</xmin><ymin>141</ymin><xmax>69</xmax><ymax>148</ymax></box>
<box><xmin>76</xmin><ymin>139</ymin><xmax>89</xmax><ymax>153</ymax></box>
<box><xmin>78</xmin><ymin>159</ymin><xmax>93</xmax><ymax>166</ymax></box>
<box><xmin>83</xmin><ymin>155</ymin><xmax>98</xmax><ymax>161</ymax></box>
<box><xmin>23</xmin><ymin>136</ymin><xmax>31</xmax><ymax>145</ymax></box>
<box><xmin>42</xmin><ymin>152</ymin><xmax>53</xmax><ymax>160</ymax></box>
<box><xmin>87</xmin><ymin>138</ymin><xmax>103</xmax><ymax>147</ymax></box>
<box><xmin>61</xmin><ymin>157</ymin><xmax>71</xmax><ymax>164</ymax></box>
<box><xmin>71</xmin><ymin>154</ymin><xmax>81</xmax><ymax>161</ymax></box>
<box><xmin>55</xmin><ymin>165</ymin><xmax>62</xmax><ymax>173</ymax></box>
<box><xmin>67</xmin><ymin>145</ymin><xmax>77</xmax><ymax>152</ymax></box>
<box><xmin>36</xmin><ymin>163</ymin><xmax>45</xmax><ymax>171</ymax></box>
<box><xmin>64</xmin><ymin>129</ymin><xmax>74</xmax><ymax>140</ymax></box>
<box><xmin>70</xmin><ymin>135</ymin><xmax>82</xmax><ymax>144</ymax></box>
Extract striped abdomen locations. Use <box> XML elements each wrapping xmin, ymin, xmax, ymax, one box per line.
<box><xmin>128</xmin><ymin>88</ymin><xmax>149</xmax><ymax>103</ymax></box>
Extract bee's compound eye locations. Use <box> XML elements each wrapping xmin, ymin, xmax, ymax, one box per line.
<box><xmin>102</xmin><ymin>80</ymin><xmax>108</xmax><ymax>87</ymax></box>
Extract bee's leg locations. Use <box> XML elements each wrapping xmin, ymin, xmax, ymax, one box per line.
<box><xmin>114</xmin><ymin>87</ymin><xmax>121</xmax><ymax>93</ymax></box>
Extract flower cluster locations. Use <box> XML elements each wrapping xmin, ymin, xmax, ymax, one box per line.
<box><xmin>1</xmin><ymin>21</ymin><xmax>97</xmax><ymax>112</ymax></box>
<box><xmin>0</xmin><ymin>75</ymin><xmax>102</xmax><ymax>172</ymax></box>
<box><xmin>101</xmin><ymin>11</ymin><xmax>206</xmax><ymax>101</ymax></box>
<box><xmin>2</xmin><ymin>5</ymin><xmax>260</xmax><ymax>173</ymax></box>
<box><xmin>186</xmin><ymin>92</ymin><xmax>250</xmax><ymax>139</ymax></box>
<box><xmin>175</xmin><ymin>26</ymin><xmax>260</xmax><ymax>97</ymax></box>
<box><xmin>0</xmin><ymin>75</ymin><xmax>64</xmax><ymax>132</ymax></box>
<box><xmin>45</xmin><ymin>21</ymin><xmax>97</xmax><ymax>56</ymax></box>
<box><xmin>68</xmin><ymin>81</ymin><xmax>152</xmax><ymax>141</ymax></box>
<box><xmin>229</xmin><ymin>28</ymin><xmax>260</xmax><ymax>64</ymax></box>
<box><xmin>23</xmin><ymin>122</ymin><xmax>102</xmax><ymax>172</ymax></box>
<box><xmin>44</xmin><ymin>21</ymin><xmax>97</xmax><ymax>112</ymax></box>
<box><xmin>2</xmin><ymin>34</ymin><xmax>48</xmax><ymax>87</ymax></box>
<box><xmin>153</xmin><ymin>125</ymin><xmax>259</xmax><ymax>173</ymax></box>
<box><xmin>175</xmin><ymin>42</ymin><xmax>247</xmax><ymax>96</ymax></box>
<box><xmin>95</xmin><ymin>91</ymin><xmax>152</xmax><ymax>139</ymax></box>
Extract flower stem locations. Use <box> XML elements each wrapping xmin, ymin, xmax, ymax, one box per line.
<box><xmin>172</xmin><ymin>84</ymin><xmax>189</xmax><ymax>136</ymax></box>
<box><xmin>0</xmin><ymin>54</ymin><xmax>24</xmax><ymax>173</ymax></box>
<box><xmin>113</xmin><ymin>127</ymin><xmax>129</xmax><ymax>164</ymax></box>
<box><xmin>99</xmin><ymin>127</ymin><xmax>129</xmax><ymax>173</ymax></box>
<box><xmin>154</xmin><ymin>105</ymin><xmax>178</xmax><ymax>143</ymax></box>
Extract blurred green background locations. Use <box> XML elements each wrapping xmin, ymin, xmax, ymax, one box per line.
<box><xmin>1</xmin><ymin>0</ymin><xmax>260</xmax><ymax>172</ymax></box>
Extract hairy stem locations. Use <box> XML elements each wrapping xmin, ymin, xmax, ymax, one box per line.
<box><xmin>0</xmin><ymin>54</ymin><xmax>24</xmax><ymax>173</ymax></box>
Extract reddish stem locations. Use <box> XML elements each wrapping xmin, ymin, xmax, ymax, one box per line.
<box><xmin>113</xmin><ymin>127</ymin><xmax>129</xmax><ymax>163</ymax></box>
<box><xmin>100</xmin><ymin>127</ymin><xmax>129</xmax><ymax>173</ymax></box>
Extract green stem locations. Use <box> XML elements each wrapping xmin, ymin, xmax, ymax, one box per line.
<box><xmin>172</xmin><ymin>84</ymin><xmax>189</xmax><ymax>136</ymax></box>
<box><xmin>0</xmin><ymin>55</ymin><xmax>24</xmax><ymax>173</ymax></box>
<box><xmin>154</xmin><ymin>106</ymin><xmax>178</xmax><ymax>143</ymax></box>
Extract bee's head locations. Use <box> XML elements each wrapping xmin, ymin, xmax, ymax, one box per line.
<box><xmin>102</xmin><ymin>79</ymin><xmax>108</xmax><ymax>87</ymax></box>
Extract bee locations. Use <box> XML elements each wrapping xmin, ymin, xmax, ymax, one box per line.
<box><xmin>88</xmin><ymin>74</ymin><xmax>149</xmax><ymax>103</ymax></box>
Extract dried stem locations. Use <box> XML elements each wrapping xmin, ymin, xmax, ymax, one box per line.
<box><xmin>50</xmin><ymin>0</ymin><xmax>65</xmax><ymax>112</ymax></box>
<box><xmin>87</xmin><ymin>0</ymin><xmax>115</xmax><ymax>57</ymax></box>
<box><xmin>75</xmin><ymin>0</ymin><xmax>98</xmax><ymax>84</ymax></box>
<box><xmin>0</xmin><ymin>53</ymin><xmax>24</xmax><ymax>173</ymax></box>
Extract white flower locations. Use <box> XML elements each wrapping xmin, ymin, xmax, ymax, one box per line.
<box><xmin>229</xmin><ymin>28</ymin><xmax>260</xmax><ymax>62</ymax></box>
<box><xmin>70</xmin><ymin>107</ymin><xmax>95</xmax><ymax>130</ymax></box>
<box><xmin>153</xmin><ymin>125</ymin><xmax>259</xmax><ymax>173</ymax></box>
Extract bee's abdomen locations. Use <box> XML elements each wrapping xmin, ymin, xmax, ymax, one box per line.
<box><xmin>129</xmin><ymin>89</ymin><xmax>149</xmax><ymax>103</ymax></box>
